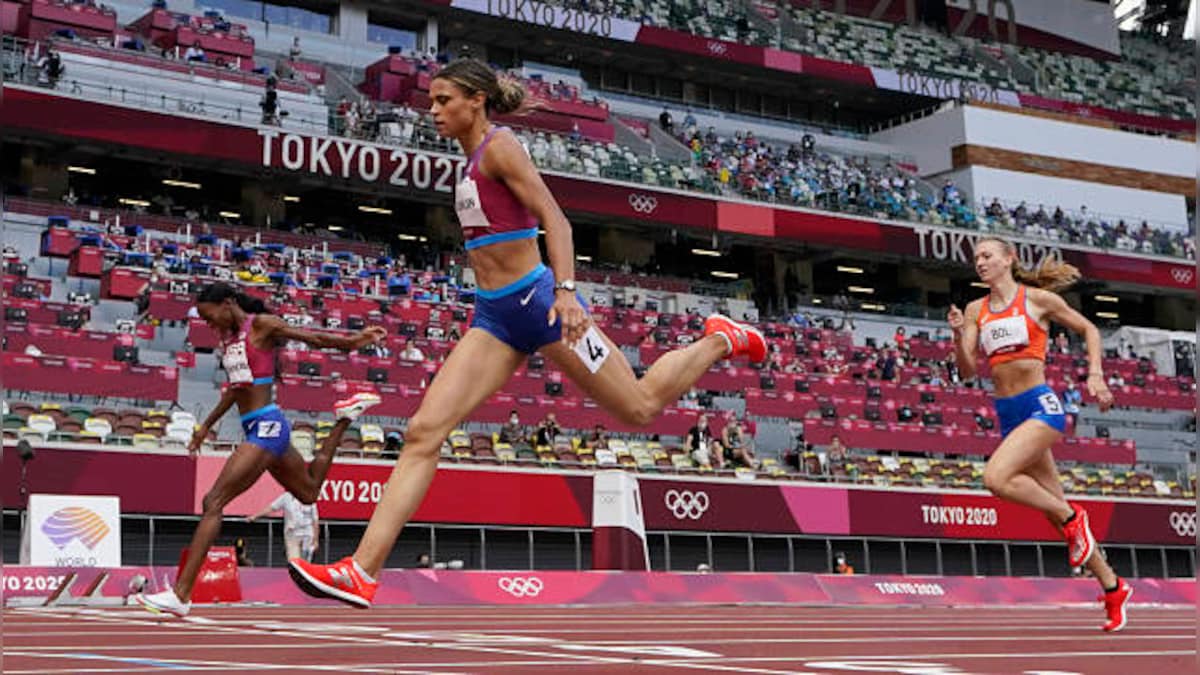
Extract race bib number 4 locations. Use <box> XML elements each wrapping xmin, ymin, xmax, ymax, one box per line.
<box><xmin>573</xmin><ymin>325</ymin><xmax>610</xmax><ymax>374</ymax></box>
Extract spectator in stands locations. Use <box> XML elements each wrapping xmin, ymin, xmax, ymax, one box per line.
<box><xmin>1054</xmin><ymin>332</ymin><xmax>1071</xmax><ymax>355</ymax></box>
<box><xmin>658</xmin><ymin>107</ymin><xmax>674</xmax><ymax>134</ymax></box>
<box><xmin>687</xmin><ymin>413</ymin><xmax>722</xmax><ymax>468</ymax></box>
<box><xmin>679</xmin><ymin>387</ymin><xmax>702</xmax><ymax>409</ymax></box>
<box><xmin>784</xmin><ymin>359</ymin><xmax>807</xmax><ymax>376</ymax></box>
<box><xmin>800</xmin><ymin>133</ymin><xmax>815</xmax><ymax>158</ymax></box>
<box><xmin>235</xmin><ymin>537</ymin><xmax>254</xmax><ymax>567</ymax></box>
<box><xmin>826</xmin><ymin>434</ymin><xmax>847</xmax><ymax>466</ymax></box>
<box><xmin>722</xmin><ymin>421</ymin><xmax>756</xmax><ymax>469</ymax></box>
<box><xmin>414</xmin><ymin>552</ymin><xmax>432</xmax><ymax>568</ymax></box>
<box><xmin>248</xmin><ymin>491</ymin><xmax>319</xmax><ymax>562</ymax></box>
<box><xmin>289</xmin><ymin>36</ymin><xmax>302</xmax><ymax>61</ymax></box>
<box><xmin>1107</xmin><ymin>372</ymin><xmax>1126</xmax><ymax>388</ymax></box>
<box><xmin>499</xmin><ymin>410</ymin><xmax>525</xmax><ymax>445</ymax></box>
<box><xmin>534</xmin><ymin>412</ymin><xmax>561</xmax><ymax>446</ymax></box>
<box><xmin>37</xmin><ymin>49</ymin><xmax>64</xmax><ymax>89</ymax></box>
<box><xmin>399</xmin><ymin>340</ymin><xmax>424</xmax><ymax>362</ymax></box>
<box><xmin>879</xmin><ymin>349</ymin><xmax>898</xmax><ymax>382</ymax></box>
<box><xmin>893</xmin><ymin>326</ymin><xmax>907</xmax><ymax>349</ymax></box>
<box><xmin>261</xmin><ymin>77</ymin><xmax>281</xmax><ymax>126</ymax></box>
<box><xmin>1062</xmin><ymin>380</ymin><xmax>1082</xmax><ymax>425</ymax></box>
<box><xmin>928</xmin><ymin>367</ymin><xmax>945</xmax><ymax>387</ymax></box>
<box><xmin>584</xmin><ymin>424</ymin><xmax>608</xmax><ymax>451</ymax></box>
<box><xmin>834</xmin><ymin>551</ymin><xmax>854</xmax><ymax>575</ymax></box>
<box><xmin>184</xmin><ymin>41</ymin><xmax>206</xmax><ymax>63</ymax></box>
<box><xmin>381</xmin><ymin>431</ymin><xmax>403</xmax><ymax>460</ymax></box>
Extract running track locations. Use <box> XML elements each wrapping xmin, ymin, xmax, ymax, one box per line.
<box><xmin>3</xmin><ymin>604</ymin><xmax>1195</xmax><ymax>674</ymax></box>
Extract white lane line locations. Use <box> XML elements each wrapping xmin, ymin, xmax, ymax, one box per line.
<box><xmin>0</xmin><ymin>650</ymin><xmax>428</xmax><ymax>674</ymax></box>
<box><xmin>12</xmin><ymin>608</ymin><xmax>668</xmax><ymax>671</ymax></box>
<box><xmin>648</xmin><ymin>649</ymin><xmax>1197</xmax><ymax>665</ymax></box>
<box><xmin>7</xmin><ymin>631</ymin><xmax>1196</xmax><ymax>653</ymax></box>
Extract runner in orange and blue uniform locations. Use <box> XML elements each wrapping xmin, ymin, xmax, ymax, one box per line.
<box><xmin>136</xmin><ymin>282</ymin><xmax>385</xmax><ymax>617</ymax></box>
<box><xmin>288</xmin><ymin>58</ymin><xmax>767</xmax><ymax>609</ymax></box>
<box><xmin>949</xmin><ymin>237</ymin><xmax>1131</xmax><ymax>632</ymax></box>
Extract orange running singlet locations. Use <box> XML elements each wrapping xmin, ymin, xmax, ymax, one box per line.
<box><xmin>976</xmin><ymin>285</ymin><xmax>1047</xmax><ymax>367</ymax></box>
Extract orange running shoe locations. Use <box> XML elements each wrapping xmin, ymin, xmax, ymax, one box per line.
<box><xmin>1062</xmin><ymin>503</ymin><xmax>1095</xmax><ymax>569</ymax></box>
<box><xmin>703</xmin><ymin>314</ymin><xmax>767</xmax><ymax>364</ymax></box>
<box><xmin>288</xmin><ymin>556</ymin><xmax>377</xmax><ymax>608</ymax></box>
<box><xmin>1102</xmin><ymin>579</ymin><xmax>1132</xmax><ymax>632</ymax></box>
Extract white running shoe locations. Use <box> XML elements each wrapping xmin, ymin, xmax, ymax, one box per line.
<box><xmin>334</xmin><ymin>392</ymin><xmax>382</xmax><ymax>421</ymax></box>
<box><xmin>135</xmin><ymin>589</ymin><xmax>191</xmax><ymax>618</ymax></box>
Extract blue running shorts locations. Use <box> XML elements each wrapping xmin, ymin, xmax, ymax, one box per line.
<box><xmin>994</xmin><ymin>383</ymin><xmax>1067</xmax><ymax>438</ymax></box>
<box><xmin>472</xmin><ymin>264</ymin><xmax>589</xmax><ymax>354</ymax></box>
<box><xmin>241</xmin><ymin>404</ymin><xmax>292</xmax><ymax>457</ymax></box>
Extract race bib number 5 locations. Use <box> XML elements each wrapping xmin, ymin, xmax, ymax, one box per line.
<box><xmin>1038</xmin><ymin>393</ymin><xmax>1064</xmax><ymax>415</ymax></box>
<box><xmin>573</xmin><ymin>326</ymin><xmax>610</xmax><ymax>374</ymax></box>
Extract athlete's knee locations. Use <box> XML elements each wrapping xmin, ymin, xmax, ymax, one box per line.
<box><xmin>981</xmin><ymin>466</ymin><xmax>1010</xmax><ymax>496</ymax></box>
<box><xmin>201</xmin><ymin>490</ymin><xmax>230</xmax><ymax>516</ymax></box>
<box><xmin>614</xmin><ymin>401</ymin><xmax>657</xmax><ymax>427</ymax></box>
<box><xmin>401</xmin><ymin>414</ymin><xmax>447</xmax><ymax>460</ymax></box>
<box><xmin>292</xmin><ymin>485</ymin><xmax>318</xmax><ymax>505</ymax></box>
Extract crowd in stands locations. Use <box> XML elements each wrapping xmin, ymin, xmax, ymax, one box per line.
<box><xmin>2</xmin><ymin>207</ymin><xmax>1194</xmax><ymax>499</ymax></box>
<box><xmin>583</xmin><ymin>0</ymin><xmax>1196</xmax><ymax>120</ymax></box>
<box><xmin>672</xmin><ymin>119</ymin><xmax>1194</xmax><ymax>259</ymax></box>
<box><xmin>11</xmin><ymin>11</ymin><xmax>1194</xmax><ymax>261</ymax></box>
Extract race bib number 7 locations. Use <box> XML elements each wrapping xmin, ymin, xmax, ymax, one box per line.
<box><xmin>573</xmin><ymin>325</ymin><xmax>610</xmax><ymax>374</ymax></box>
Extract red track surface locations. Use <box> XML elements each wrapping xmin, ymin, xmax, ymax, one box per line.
<box><xmin>3</xmin><ymin>604</ymin><xmax>1195</xmax><ymax>674</ymax></box>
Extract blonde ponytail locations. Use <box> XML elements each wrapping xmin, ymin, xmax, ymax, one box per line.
<box><xmin>978</xmin><ymin>236</ymin><xmax>1081</xmax><ymax>293</ymax></box>
<box><xmin>1014</xmin><ymin>258</ymin><xmax>1081</xmax><ymax>293</ymax></box>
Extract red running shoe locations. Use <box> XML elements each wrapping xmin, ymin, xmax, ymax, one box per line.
<box><xmin>703</xmin><ymin>314</ymin><xmax>767</xmax><ymax>364</ymax></box>
<box><xmin>334</xmin><ymin>392</ymin><xmax>381</xmax><ymax>421</ymax></box>
<box><xmin>1062</xmin><ymin>503</ymin><xmax>1096</xmax><ymax>569</ymax></box>
<box><xmin>288</xmin><ymin>556</ymin><xmax>377</xmax><ymax>608</ymax></box>
<box><xmin>1102</xmin><ymin>579</ymin><xmax>1132</xmax><ymax>632</ymax></box>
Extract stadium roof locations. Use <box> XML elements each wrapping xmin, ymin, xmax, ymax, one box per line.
<box><xmin>1116</xmin><ymin>0</ymin><xmax>1196</xmax><ymax>38</ymax></box>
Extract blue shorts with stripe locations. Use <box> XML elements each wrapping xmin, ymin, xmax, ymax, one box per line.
<box><xmin>994</xmin><ymin>384</ymin><xmax>1067</xmax><ymax>438</ymax></box>
<box><xmin>472</xmin><ymin>264</ymin><xmax>588</xmax><ymax>354</ymax></box>
<box><xmin>240</xmin><ymin>404</ymin><xmax>292</xmax><ymax>457</ymax></box>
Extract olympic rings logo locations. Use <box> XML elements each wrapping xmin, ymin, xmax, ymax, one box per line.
<box><xmin>1170</xmin><ymin>267</ymin><xmax>1194</xmax><ymax>284</ymax></box>
<box><xmin>706</xmin><ymin>41</ymin><xmax>728</xmax><ymax>55</ymax></box>
<box><xmin>1168</xmin><ymin>511</ymin><xmax>1196</xmax><ymax>537</ymax></box>
<box><xmin>627</xmin><ymin>193</ymin><xmax>659</xmax><ymax>214</ymax></box>
<box><xmin>664</xmin><ymin>489</ymin><xmax>710</xmax><ymax>520</ymax></box>
<box><xmin>497</xmin><ymin>576</ymin><xmax>544</xmax><ymax>598</ymax></box>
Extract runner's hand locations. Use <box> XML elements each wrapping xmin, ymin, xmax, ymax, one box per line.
<box><xmin>947</xmin><ymin>304</ymin><xmax>965</xmax><ymax>334</ymax></box>
<box><xmin>354</xmin><ymin>326</ymin><xmax>388</xmax><ymax>348</ymax></box>
<box><xmin>188</xmin><ymin>427</ymin><xmax>208</xmax><ymax>456</ymax></box>
<box><xmin>1087</xmin><ymin>373</ymin><xmax>1114</xmax><ymax>412</ymax></box>
<box><xmin>548</xmin><ymin>292</ymin><xmax>589</xmax><ymax>347</ymax></box>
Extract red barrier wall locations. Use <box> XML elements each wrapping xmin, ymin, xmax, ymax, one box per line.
<box><xmin>3</xmin><ymin>566</ymin><xmax>1192</xmax><ymax>607</ymax></box>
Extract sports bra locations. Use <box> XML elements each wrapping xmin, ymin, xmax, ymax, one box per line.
<box><xmin>976</xmin><ymin>285</ymin><xmax>1048</xmax><ymax>367</ymax></box>
<box><xmin>454</xmin><ymin>126</ymin><xmax>538</xmax><ymax>251</ymax></box>
<box><xmin>219</xmin><ymin>314</ymin><xmax>276</xmax><ymax>387</ymax></box>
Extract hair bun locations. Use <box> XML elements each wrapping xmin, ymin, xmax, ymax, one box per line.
<box><xmin>492</xmin><ymin>78</ymin><xmax>527</xmax><ymax>115</ymax></box>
